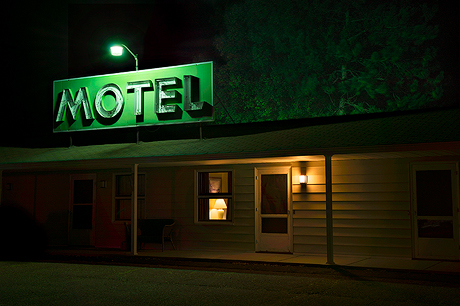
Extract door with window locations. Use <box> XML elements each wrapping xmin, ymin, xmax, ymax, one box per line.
<box><xmin>255</xmin><ymin>167</ymin><xmax>292</xmax><ymax>253</ymax></box>
<box><xmin>411</xmin><ymin>163</ymin><xmax>459</xmax><ymax>260</ymax></box>
<box><xmin>114</xmin><ymin>173</ymin><xmax>146</xmax><ymax>221</ymax></box>
<box><xmin>69</xmin><ymin>174</ymin><xmax>96</xmax><ymax>246</ymax></box>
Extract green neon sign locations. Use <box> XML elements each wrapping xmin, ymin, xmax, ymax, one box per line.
<box><xmin>53</xmin><ymin>62</ymin><xmax>213</xmax><ymax>132</ymax></box>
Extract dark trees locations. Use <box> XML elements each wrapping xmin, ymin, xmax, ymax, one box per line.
<box><xmin>214</xmin><ymin>0</ymin><xmax>443</xmax><ymax>123</ymax></box>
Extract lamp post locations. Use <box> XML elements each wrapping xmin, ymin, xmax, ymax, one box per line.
<box><xmin>110</xmin><ymin>44</ymin><xmax>138</xmax><ymax>71</ymax></box>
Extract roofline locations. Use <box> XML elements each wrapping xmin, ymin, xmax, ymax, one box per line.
<box><xmin>2</xmin><ymin>141</ymin><xmax>458</xmax><ymax>172</ymax></box>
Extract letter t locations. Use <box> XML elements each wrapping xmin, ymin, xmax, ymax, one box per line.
<box><xmin>127</xmin><ymin>80</ymin><xmax>152</xmax><ymax>116</ymax></box>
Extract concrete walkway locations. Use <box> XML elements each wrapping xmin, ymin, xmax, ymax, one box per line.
<box><xmin>45</xmin><ymin>248</ymin><xmax>460</xmax><ymax>275</ymax></box>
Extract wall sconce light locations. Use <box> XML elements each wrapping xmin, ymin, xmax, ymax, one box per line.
<box><xmin>100</xmin><ymin>180</ymin><xmax>107</xmax><ymax>188</ymax></box>
<box><xmin>299</xmin><ymin>175</ymin><xmax>307</xmax><ymax>184</ymax></box>
<box><xmin>294</xmin><ymin>166</ymin><xmax>307</xmax><ymax>185</ymax></box>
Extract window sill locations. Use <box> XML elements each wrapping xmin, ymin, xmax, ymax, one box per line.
<box><xmin>195</xmin><ymin>220</ymin><xmax>234</xmax><ymax>225</ymax></box>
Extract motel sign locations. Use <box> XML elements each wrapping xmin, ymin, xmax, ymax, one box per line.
<box><xmin>53</xmin><ymin>62</ymin><xmax>213</xmax><ymax>132</ymax></box>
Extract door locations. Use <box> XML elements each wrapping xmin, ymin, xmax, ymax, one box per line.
<box><xmin>255</xmin><ymin>167</ymin><xmax>292</xmax><ymax>253</ymax></box>
<box><xmin>411</xmin><ymin>163</ymin><xmax>459</xmax><ymax>260</ymax></box>
<box><xmin>69</xmin><ymin>174</ymin><xmax>96</xmax><ymax>246</ymax></box>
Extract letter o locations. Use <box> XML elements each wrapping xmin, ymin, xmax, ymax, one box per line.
<box><xmin>95</xmin><ymin>83</ymin><xmax>124</xmax><ymax>118</ymax></box>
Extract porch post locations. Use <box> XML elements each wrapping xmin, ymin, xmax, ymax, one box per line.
<box><xmin>131</xmin><ymin>164</ymin><xmax>139</xmax><ymax>255</ymax></box>
<box><xmin>325</xmin><ymin>155</ymin><xmax>335</xmax><ymax>264</ymax></box>
<box><xmin>0</xmin><ymin>170</ymin><xmax>2</xmax><ymax>205</ymax></box>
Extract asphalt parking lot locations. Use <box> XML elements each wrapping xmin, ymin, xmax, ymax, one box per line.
<box><xmin>1</xmin><ymin>260</ymin><xmax>459</xmax><ymax>306</ymax></box>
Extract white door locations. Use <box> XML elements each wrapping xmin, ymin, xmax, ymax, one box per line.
<box><xmin>255</xmin><ymin>167</ymin><xmax>292</xmax><ymax>253</ymax></box>
<box><xmin>411</xmin><ymin>163</ymin><xmax>459</xmax><ymax>260</ymax></box>
<box><xmin>69</xmin><ymin>174</ymin><xmax>96</xmax><ymax>246</ymax></box>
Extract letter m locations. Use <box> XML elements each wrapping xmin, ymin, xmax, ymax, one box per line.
<box><xmin>56</xmin><ymin>88</ymin><xmax>94</xmax><ymax>122</ymax></box>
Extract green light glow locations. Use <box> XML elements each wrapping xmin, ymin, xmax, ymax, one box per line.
<box><xmin>53</xmin><ymin>62</ymin><xmax>213</xmax><ymax>132</ymax></box>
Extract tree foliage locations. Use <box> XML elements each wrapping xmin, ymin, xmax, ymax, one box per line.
<box><xmin>214</xmin><ymin>0</ymin><xmax>443</xmax><ymax>123</ymax></box>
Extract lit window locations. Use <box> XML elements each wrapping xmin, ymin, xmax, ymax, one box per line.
<box><xmin>196</xmin><ymin>171</ymin><xmax>233</xmax><ymax>222</ymax></box>
<box><xmin>114</xmin><ymin>174</ymin><xmax>145</xmax><ymax>221</ymax></box>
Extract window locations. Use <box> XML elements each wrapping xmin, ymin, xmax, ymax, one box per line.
<box><xmin>196</xmin><ymin>171</ymin><xmax>233</xmax><ymax>222</ymax></box>
<box><xmin>114</xmin><ymin>174</ymin><xmax>145</xmax><ymax>221</ymax></box>
<box><xmin>72</xmin><ymin>178</ymin><xmax>94</xmax><ymax>229</ymax></box>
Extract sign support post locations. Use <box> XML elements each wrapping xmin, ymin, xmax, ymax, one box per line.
<box><xmin>131</xmin><ymin>164</ymin><xmax>139</xmax><ymax>255</ymax></box>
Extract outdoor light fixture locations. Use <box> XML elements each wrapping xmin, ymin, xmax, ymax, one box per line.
<box><xmin>214</xmin><ymin>199</ymin><xmax>227</xmax><ymax>220</ymax></box>
<box><xmin>299</xmin><ymin>175</ymin><xmax>307</xmax><ymax>184</ymax></box>
<box><xmin>110</xmin><ymin>46</ymin><xmax>123</xmax><ymax>56</ymax></box>
<box><xmin>110</xmin><ymin>44</ymin><xmax>138</xmax><ymax>71</ymax></box>
<box><xmin>294</xmin><ymin>166</ymin><xmax>308</xmax><ymax>185</ymax></box>
<box><xmin>299</xmin><ymin>166</ymin><xmax>307</xmax><ymax>184</ymax></box>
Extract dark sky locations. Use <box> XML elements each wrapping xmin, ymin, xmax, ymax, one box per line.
<box><xmin>67</xmin><ymin>1</ymin><xmax>217</xmax><ymax>78</ymax></box>
<box><xmin>3</xmin><ymin>0</ymin><xmax>219</xmax><ymax>147</ymax></box>
<box><xmin>2</xmin><ymin>0</ymin><xmax>459</xmax><ymax>148</ymax></box>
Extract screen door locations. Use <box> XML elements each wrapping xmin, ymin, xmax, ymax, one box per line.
<box><xmin>255</xmin><ymin>167</ymin><xmax>292</xmax><ymax>253</ymax></box>
<box><xmin>412</xmin><ymin>163</ymin><xmax>459</xmax><ymax>260</ymax></box>
<box><xmin>69</xmin><ymin>174</ymin><xmax>96</xmax><ymax>246</ymax></box>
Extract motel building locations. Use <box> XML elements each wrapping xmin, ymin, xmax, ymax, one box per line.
<box><xmin>1</xmin><ymin>62</ymin><xmax>459</xmax><ymax>262</ymax></box>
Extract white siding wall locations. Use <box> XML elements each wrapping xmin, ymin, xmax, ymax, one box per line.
<box><xmin>292</xmin><ymin>161</ymin><xmax>327</xmax><ymax>254</ymax></box>
<box><xmin>332</xmin><ymin>159</ymin><xmax>411</xmax><ymax>257</ymax></box>
<box><xmin>0</xmin><ymin>157</ymin><xmax>416</xmax><ymax>256</ymax></box>
<box><xmin>292</xmin><ymin>159</ymin><xmax>412</xmax><ymax>257</ymax></box>
<box><xmin>144</xmin><ymin>165</ymin><xmax>255</xmax><ymax>251</ymax></box>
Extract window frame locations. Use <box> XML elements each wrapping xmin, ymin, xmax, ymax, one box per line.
<box><xmin>113</xmin><ymin>172</ymin><xmax>146</xmax><ymax>222</ymax></box>
<box><xmin>194</xmin><ymin>169</ymin><xmax>234</xmax><ymax>224</ymax></box>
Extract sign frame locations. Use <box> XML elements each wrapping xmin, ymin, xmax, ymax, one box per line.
<box><xmin>53</xmin><ymin>61</ymin><xmax>213</xmax><ymax>133</ymax></box>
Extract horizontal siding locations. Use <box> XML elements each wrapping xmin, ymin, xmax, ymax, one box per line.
<box><xmin>334</xmin><ymin>228</ymin><xmax>411</xmax><ymax>238</ymax></box>
<box><xmin>233</xmin><ymin>166</ymin><xmax>255</xmax><ymax>234</ymax></box>
<box><xmin>294</xmin><ymin>192</ymin><xmax>410</xmax><ymax>202</ymax></box>
<box><xmin>332</xmin><ymin>159</ymin><xmax>411</xmax><ymax>257</ymax></box>
<box><xmin>292</xmin><ymin>158</ymin><xmax>412</xmax><ymax>258</ymax></box>
<box><xmin>333</xmin><ymin>174</ymin><xmax>408</xmax><ymax>184</ymax></box>
<box><xmin>332</xmin><ymin>183</ymin><xmax>408</xmax><ymax>193</ymax></box>
<box><xmin>333</xmin><ymin>210</ymin><xmax>410</xmax><ymax>220</ymax></box>
<box><xmin>293</xmin><ymin>193</ymin><xmax>326</xmax><ymax>202</ymax></box>
<box><xmin>294</xmin><ymin>235</ymin><xmax>326</xmax><ymax>245</ymax></box>
<box><xmin>294</xmin><ymin>218</ymin><xmax>326</xmax><ymax>228</ymax></box>
<box><xmin>293</xmin><ymin>201</ymin><xmax>325</xmax><ymax>210</ymax></box>
<box><xmin>294</xmin><ymin>227</ymin><xmax>326</xmax><ymax>236</ymax></box>
<box><xmin>149</xmin><ymin>165</ymin><xmax>255</xmax><ymax>251</ymax></box>
<box><xmin>332</xmin><ymin>159</ymin><xmax>409</xmax><ymax>175</ymax></box>
<box><xmin>334</xmin><ymin>219</ymin><xmax>410</xmax><ymax>229</ymax></box>
<box><xmin>332</xmin><ymin>201</ymin><xmax>410</xmax><ymax>211</ymax></box>
<box><xmin>294</xmin><ymin>211</ymin><xmax>326</xmax><ymax>219</ymax></box>
<box><xmin>332</xmin><ymin>192</ymin><xmax>409</xmax><ymax>202</ymax></box>
<box><xmin>292</xmin><ymin>161</ymin><xmax>327</xmax><ymax>254</ymax></box>
<box><xmin>293</xmin><ymin>184</ymin><xmax>325</xmax><ymax>194</ymax></box>
<box><xmin>4</xmin><ymin>157</ymin><xmax>427</xmax><ymax>258</ymax></box>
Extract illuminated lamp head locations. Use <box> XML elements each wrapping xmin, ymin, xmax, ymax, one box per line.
<box><xmin>110</xmin><ymin>45</ymin><xmax>124</xmax><ymax>56</ymax></box>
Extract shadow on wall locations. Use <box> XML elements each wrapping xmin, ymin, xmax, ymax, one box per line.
<box><xmin>0</xmin><ymin>204</ymin><xmax>48</xmax><ymax>260</ymax></box>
